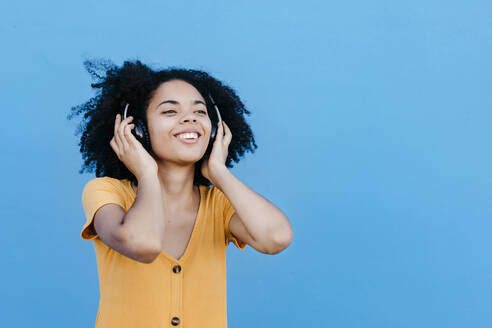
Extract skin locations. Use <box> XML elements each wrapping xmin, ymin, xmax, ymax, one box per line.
<box><xmin>136</xmin><ymin>79</ymin><xmax>213</xmax><ymax>212</ymax></box>
<box><xmin>112</xmin><ymin>79</ymin><xmax>293</xmax><ymax>256</ymax></box>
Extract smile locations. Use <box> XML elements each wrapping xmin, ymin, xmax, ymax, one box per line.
<box><xmin>174</xmin><ymin>133</ymin><xmax>201</xmax><ymax>144</ymax></box>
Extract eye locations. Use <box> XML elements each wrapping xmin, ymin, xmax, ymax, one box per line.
<box><xmin>197</xmin><ymin>110</ymin><xmax>207</xmax><ymax>114</ymax></box>
<box><xmin>162</xmin><ymin>110</ymin><xmax>176</xmax><ymax>114</ymax></box>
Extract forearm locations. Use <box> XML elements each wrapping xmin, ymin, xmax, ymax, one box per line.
<box><xmin>214</xmin><ymin>167</ymin><xmax>292</xmax><ymax>246</ymax></box>
<box><xmin>119</xmin><ymin>173</ymin><xmax>166</xmax><ymax>251</ymax></box>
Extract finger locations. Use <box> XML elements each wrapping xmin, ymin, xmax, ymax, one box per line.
<box><xmin>120</xmin><ymin>124</ymin><xmax>131</xmax><ymax>151</ymax></box>
<box><xmin>118</xmin><ymin>116</ymin><xmax>133</xmax><ymax>136</ymax></box>
<box><xmin>115</xmin><ymin>127</ymin><xmax>124</xmax><ymax>150</ymax></box>
<box><xmin>217</xmin><ymin>121</ymin><xmax>224</xmax><ymax>139</ymax></box>
<box><xmin>114</xmin><ymin>114</ymin><xmax>124</xmax><ymax>147</ymax></box>
<box><xmin>109</xmin><ymin>137</ymin><xmax>120</xmax><ymax>157</ymax></box>
<box><xmin>124</xmin><ymin>124</ymin><xmax>137</xmax><ymax>148</ymax></box>
<box><xmin>114</xmin><ymin>113</ymin><xmax>120</xmax><ymax>137</ymax></box>
<box><xmin>118</xmin><ymin>116</ymin><xmax>133</xmax><ymax>149</ymax></box>
<box><xmin>222</xmin><ymin>121</ymin><xmax>232</xmax><ymax>145</ymax></box>
<box><xmin>220</xmin><ymin>121</ymin><xmax>231</xmax><ymax>147</ymax></box>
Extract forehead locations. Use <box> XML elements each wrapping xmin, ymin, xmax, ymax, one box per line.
<box><xmin>152</xmin><ymin>79</ymin><xmax>204</xmax><ymax>102</ymax></box>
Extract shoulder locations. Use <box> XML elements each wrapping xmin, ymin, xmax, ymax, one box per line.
<box><xmin>83</xmin><ymin>176</ymin><xmax>127</xmax><ymax>191</ymax></box>
<box><xmin>205</xmin><ymin>184</ymin><xmax>225</xmax><ymax>197</ymax></box>
<box><xmin>196</xmin><ymin>185</ymin><xmax>233</xmax><ymax>216</ymax></box>
<box><xmin>82</xmin><ymin>176</ymin><xmax>132</xmax><ymax>201</ymax></box>
<box><xmin>200</xmin><ymin>184</ymin><xmax>228</xmax><ymax>203</ymax></box>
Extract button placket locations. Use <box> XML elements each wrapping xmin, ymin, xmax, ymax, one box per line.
<box><xmin>170</xmin><ymin>263</ymin><xmax>183</xmax><ymax>326</ymax></box>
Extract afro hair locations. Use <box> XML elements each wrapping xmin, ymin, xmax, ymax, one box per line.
<box><xmin>68</xmin><ymin>58</ymin><xmax>257</xmax><ymax>187</ymax></box>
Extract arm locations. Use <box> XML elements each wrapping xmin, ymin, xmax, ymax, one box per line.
<box><xmin>87</xmin><ymin>174</ymin><xmax>166</xmax><ymax>264</ymax></box>
<box><xmin>93</xmin><ymin>203</ymin><xmax>159</xmax><ymax>264</ymax></box>
<box><xmin>97</xmin><ymin>113</ymin><xmax>166</xmax><ymax>263</ymax></box>
<box><xmin>214</xmin><ymin>167</ymin><xmax>293</xmax><ymax>254</ymax></box>
<box><xmin>116</xmin><ymin>173</ymin><xmax>166</xmax><ymax>260</ymax></box>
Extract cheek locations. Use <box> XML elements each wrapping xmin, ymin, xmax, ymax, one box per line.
<box><xmin>204</xmin><ymin>118</ymin><xmax>212</xmax><ymax>133</ymax></box>
<box><xmin>148</xmin><ymin>119</ymin><xmax>174</xmax><ymax>140</ymax></box>
<box><xmin>196</xmin><ymin>116</ymin><xmax>211</xmax><ymax>137</ymax></box>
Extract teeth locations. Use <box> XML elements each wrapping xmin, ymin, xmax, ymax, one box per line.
<box><xmin>177</xmin><ymin>132</ymin><xmax>198</xmax><ymax>139</ymax></box>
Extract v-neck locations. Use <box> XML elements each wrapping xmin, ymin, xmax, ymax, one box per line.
<box><xmin>127</xmin><ymin>180</ymin><xmax>205</xmax><ymax>264</ymax></box>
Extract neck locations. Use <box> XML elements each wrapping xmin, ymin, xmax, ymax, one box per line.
<box><xmin>149</xmin><ymin>160</ymin><xmax>199</xmax><ymax>210</ymax></box>
<box><xmin>158</xmin><ymin>162</ymin><xmax>195</xmax><ymax>193</ymax></box>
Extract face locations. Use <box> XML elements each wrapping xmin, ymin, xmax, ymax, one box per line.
<box><xmin>145</xmin><ymin>79</ymin><xmax>212</xmax><ymax>164</ymax></box>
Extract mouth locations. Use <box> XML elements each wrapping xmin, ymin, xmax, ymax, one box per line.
<box><xmin>173</xmin><ymin>132</ymin><xmax>201</xmax><ymax>144</ymax></box>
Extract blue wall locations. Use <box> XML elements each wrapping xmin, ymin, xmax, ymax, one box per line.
<box><xmin>1</xmin><ymin>1</ymin><xmax>491</xmax><ymax>327</ymax></box>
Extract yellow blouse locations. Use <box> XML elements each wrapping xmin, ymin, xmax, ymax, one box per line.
<box><xmin>80</xmin><ymin>176</ymin><xmax>246</xmax><ymax>328</ymax></box>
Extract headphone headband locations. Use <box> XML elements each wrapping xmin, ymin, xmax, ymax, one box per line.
<box><xmin>208</xmin><ymin>93</ymin><xmax>223</xmax><ymax>123</ymax></box>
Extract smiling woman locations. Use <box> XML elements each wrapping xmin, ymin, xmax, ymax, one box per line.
<box><xmin>142</xmin><ymin>80</ymin><xmax>215</xmax><ymax>164</ymax></box>
<box><xmin>68</xmin><ymin>58</ymin><xmax>293</xmax><ymax>328</ymax></box>
<box><xmin>68</xmin><ymin>58</ymin><xmax>257</xmax><ymax>187</ymax></box>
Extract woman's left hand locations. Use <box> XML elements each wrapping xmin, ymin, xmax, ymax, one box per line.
<box><xmin>201</xmin><ymin>121</ymin><xmax>231</xmax><ymax>184</ymax></box>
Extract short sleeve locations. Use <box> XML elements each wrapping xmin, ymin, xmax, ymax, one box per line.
<box><xmin>80</xmin><ymin>177</ymin><xmax>126</xmax><ymax>241</ymax></box>
<box><xmin>214</xmin><ymin>186</ymin><xmax>247</xmax><ymax>250</ymax></box>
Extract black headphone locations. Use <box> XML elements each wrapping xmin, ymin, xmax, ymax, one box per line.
<box><xmin>122</xmin><ymin>93</ymin><xmax>223</xmax><ymax>157</ymax></box>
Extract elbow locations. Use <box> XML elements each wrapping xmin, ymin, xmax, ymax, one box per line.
<box><xmin>118</xmin><ymin>228</ymin><xmax>162</xmax><ymax>264</ymax></box>
<box><xmin>135</xmin><ymin>249</ymin><xmax>161</xmax><ymax>263</ymax></box>
<box><xmin>133</xmin><ymin>241</ymin><xmax>162</xmax><ymax>264</ymax></box>
<box><xmin>264</xmin><ymin>227</ymin><xmax>293</xmax><ymax>255</ymax></box>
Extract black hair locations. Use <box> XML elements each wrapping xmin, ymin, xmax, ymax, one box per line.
<box><xmin>67</xmin><ymin>58</ymin><xmax>257</xmax><ymax>187</ymax></box>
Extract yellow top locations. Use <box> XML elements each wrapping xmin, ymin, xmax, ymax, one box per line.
<box><xmin>80</xmin><ymin>176</ymin><xmax>246</xmax><ymax>328</ymax></box>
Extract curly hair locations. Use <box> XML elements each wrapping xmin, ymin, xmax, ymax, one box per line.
<box><xmin>68</xmin><ymin>58</ymin><xmax>257</xmax><ymax>187</ymax></box>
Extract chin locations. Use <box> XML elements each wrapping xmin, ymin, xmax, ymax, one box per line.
<box><xmin>179</xmin><ymin>154</ymin><xmax>204</xmax><ymax>164</ymax></box>
<box><xmin>158</xmin><ymin>150</ymin><xmax>206</xmax><ymax>165</ymax></box>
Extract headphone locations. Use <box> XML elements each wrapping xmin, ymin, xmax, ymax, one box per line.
<box><xmin>122</xmin><ymin>93</ymin><xmax>223</xmax><ymax>157</ymax></box>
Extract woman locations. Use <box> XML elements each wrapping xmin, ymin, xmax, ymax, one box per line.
<box><xmin>69</xmin><ymin>58</ymin><xmax>293</xmax><ymax>327</ymax></box>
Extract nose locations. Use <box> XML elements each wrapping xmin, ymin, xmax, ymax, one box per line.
<box><xmin>180</xmin><ymin>111</ymin><xmax>199</xmax><ymax>124</ymax></box>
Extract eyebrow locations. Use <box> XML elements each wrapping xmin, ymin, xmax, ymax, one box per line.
<box><xmin>156</xmin><ymin>99</ymin><xmax>206</xmax><ymax>110</ymax></box>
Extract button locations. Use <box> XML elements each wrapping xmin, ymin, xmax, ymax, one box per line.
<box><xmin>172</xmin><ymin>265</ymin><xmax>182</xmax><ymax>274</ymax></box>
<box><xmin>171</xmin><ymin>316</ymin><xmax>180</xmax><ymax>326</ymax></box>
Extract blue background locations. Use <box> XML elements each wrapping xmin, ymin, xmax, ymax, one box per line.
<box><xmin>1</xmin><ymin>0</ymin><xmax>491</xmax><ymax>327</ymax></box>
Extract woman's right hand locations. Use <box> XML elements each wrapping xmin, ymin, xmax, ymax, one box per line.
<box><xmin>110</xmin><ymin>113</ymin><xmax>158</xmax><ymax>180</ymax></box>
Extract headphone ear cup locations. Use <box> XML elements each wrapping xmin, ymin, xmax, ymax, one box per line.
<box><xmin>204</xmin><ymin>124</ymin><xmax>217</xmax><ymax>159</ymax></box>
<box><xmin>132</xmin><ymin>118</ymin><xmax>152</xmax><ymax>153</ymax></box>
